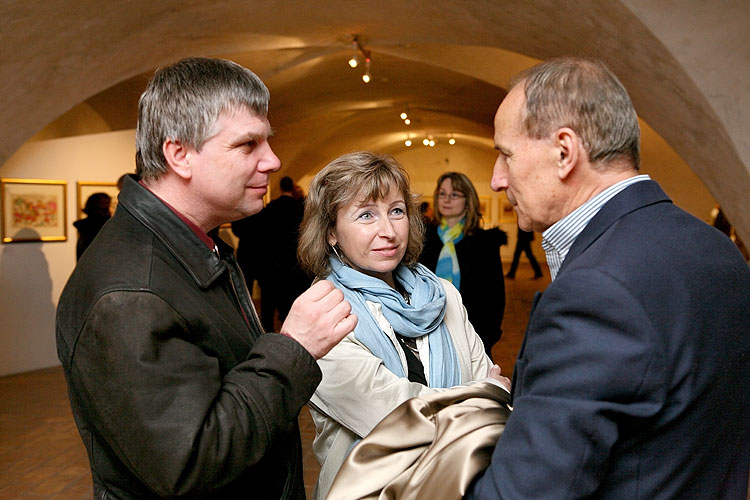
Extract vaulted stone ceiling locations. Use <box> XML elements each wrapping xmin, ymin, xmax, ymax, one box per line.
<box><xmin>1</xmin><ymin>0</ymin><xmax>747</xmax><ymax>240</ymax></box>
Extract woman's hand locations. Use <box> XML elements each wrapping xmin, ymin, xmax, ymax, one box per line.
<box><xmin>489</xmin><ymin>364</ymin><xmax>511</xmax><ymax>392</ymax></box>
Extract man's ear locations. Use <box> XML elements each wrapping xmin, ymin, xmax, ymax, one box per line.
<box><xmin>554</xmin><ymin>128</ymin><xmax>580</xmax><ymax>180</ymax></box>
<box><xmin>162</xmin><ymin>138</ymin><xmax>192</xmax><ymax>180</ymax></box>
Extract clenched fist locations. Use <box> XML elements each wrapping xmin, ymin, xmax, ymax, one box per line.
<box><xmin>281</xmin><ymin>280</ymin><xmax>358</xmax><ymax>359</ymax></box>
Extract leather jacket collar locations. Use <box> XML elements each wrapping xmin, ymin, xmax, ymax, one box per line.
<box><xmin>118</xmin><ymin>175</ymin><xmax>231</xmax><ymax>289</ymax></box>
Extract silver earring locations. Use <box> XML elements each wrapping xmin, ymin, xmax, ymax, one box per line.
<box><xmin>331</xmin><ymin>244</ymin><xmax>342</xmax><ymax>260</ymax></box>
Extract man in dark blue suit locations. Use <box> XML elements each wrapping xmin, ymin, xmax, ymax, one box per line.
<box><xmin>469</xmin><ymin>58</ymin><xmax>750</xmax><ymax>499</ymax></box>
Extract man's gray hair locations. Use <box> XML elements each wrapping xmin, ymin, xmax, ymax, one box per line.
<box><xmin>136</xmin><ymin>57</ymin><xmax>270</xmax><ymax>181</ymax></box>
<box><xmin>511</xmin><ymin>58</ymin><xmax>641</xmax><ymax>170</ymax></box>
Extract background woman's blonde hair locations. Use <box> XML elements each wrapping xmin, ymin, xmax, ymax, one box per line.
<box><xmin>432</xmin><ymin>172</ymin><xmax>482</xmax><ymax>234</ymax></box>
<box><xmin>298</xmin><ymin>151</ymin><xmax>424</xmax><ymax>278</ymax></box>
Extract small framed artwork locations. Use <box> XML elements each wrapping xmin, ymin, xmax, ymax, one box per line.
<box><xmin>77</xmin><ymin>182</ymin><xmax>119</xmax><ymax>219</ymax></box>
<box><xmin>499</xmin><ymin>193</ymin><xmax>516</xmax><ymax>222</ymax></box>
<box><xmin>478</xmin><ymin>196</ymin><xmax>492</xmax><ymax>226</ymax></box>
<box><xmin>1</xmin><ymin>178</ymin><xmax>68</xmax><ymax>243</ymax></box>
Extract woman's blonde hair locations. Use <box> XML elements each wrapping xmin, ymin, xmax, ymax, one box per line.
<box><xmin>298</xmin><ymin>151</ymin><xmax>424</xmax><ymax>278</ymax></box>
<box><xmin>432</xmin><ymin>172</ymin><xmax>482</xmax><ymax>234</ymax></box>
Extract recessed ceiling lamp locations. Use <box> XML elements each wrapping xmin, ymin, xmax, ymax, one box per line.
<box><xmin>448</xmin><ymin>135</ymin><xmax>456</xmax><ymax>145</ymax></box>
<box><xmin>404</xmin><ymin>134</ymin><xmax>412</xmax><ymax>147</ymax></box>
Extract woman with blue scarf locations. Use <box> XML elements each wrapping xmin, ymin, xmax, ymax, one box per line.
<box><xmin>420</xmin><ymin>172</ymin><xmax>508</xmax><ymax>359</ymax></box>
<box><xmin>298</xmin><ymin>152</ymin><xmax>509</xmax><ymax>500</ymax></box>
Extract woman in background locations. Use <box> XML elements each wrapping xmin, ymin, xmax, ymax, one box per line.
<box><xmin>297</xmin><ymin>152</ymin><xmax>507</xmax><ymax>500</ymax></box>
<box><xmin>420</xmin><ymin>172</ymin><xmax>507</xmax><ymax>358</ymax></box>
<box><xmin>73</xmin><ymin>192</ymin><xmax>112</xmax><ymax>260</ymax></box>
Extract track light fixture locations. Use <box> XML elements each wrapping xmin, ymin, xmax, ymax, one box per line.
<box><xmin>349</xmin><ymin>35</ymin><xmax>372</xmax><ymax>83</ymax></box>
<box><xmin>362</xmin><ymin>57</ymin><xmax>371</xmax><ymax>83</ymax></box>
<box><xmin>348</xmin><ymin>40</ymin><xmax>359</xmax><ymax>68</ymax></box>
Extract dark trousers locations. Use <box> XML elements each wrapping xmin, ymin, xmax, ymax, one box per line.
<box><xmin>507</xmin><ymin>241</ymin><xmax>543</xmax><ymax>277</ymax></box>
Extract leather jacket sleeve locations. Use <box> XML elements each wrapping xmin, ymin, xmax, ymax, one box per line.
<box><xmin>68</xmin><ymin>289</ymin><xmax>320</xmax><ymax>497</ymax></box>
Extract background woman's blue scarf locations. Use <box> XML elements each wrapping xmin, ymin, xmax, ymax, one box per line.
<box><xmin>326</xmin><ymin>258</ymin><xmax>461</xmax><ymax>388</ymax></box>
<box><xmin>436</xmin><ymin>218</ymin><xmax>465</xmax><ymax>290</ymax></box>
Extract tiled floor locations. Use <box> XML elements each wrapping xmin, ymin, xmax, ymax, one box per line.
<box><xmin>0</xmin><ymin>262</ymin><xmax>549</xmax><ymax>499</ymax></box>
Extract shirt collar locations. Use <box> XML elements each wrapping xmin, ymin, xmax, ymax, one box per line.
<box><xmin>139</xmin><ymin>180</ymin><xmax>215</xmax><ymax>250</ymax></box>
<box><xmin>542</xmin><ymin>174</ymin><xmax>650</xmax><ymax>280</ymax></box>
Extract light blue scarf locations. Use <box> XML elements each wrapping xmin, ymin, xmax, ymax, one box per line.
<box><xmin>326</xmin><ymin>257</ymin><xmax>461</xmax><ymax>388</ymax></box>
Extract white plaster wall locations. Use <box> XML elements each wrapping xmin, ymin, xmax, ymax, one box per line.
<box><xmin>0</xmin><ymin>130</ymin><xmax>135</xmax><ymax>376</ymax></box>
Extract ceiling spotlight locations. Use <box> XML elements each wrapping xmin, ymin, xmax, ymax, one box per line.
<box><xmin>448</xmin><ymin>137</ymin><xmax>456</xmax><ymax>145</ymax></box>
<box><xmin>348</xmin><ymin>38</ymin><xmax>360</xmax><ymax>68</ymax></box>
<box><xmin>423</xmin><ymin>138</ymin><xmax>430</xmax><ymax>146</ymax></box>
<box><xmin>405</xmin><ymin>139</ymin><xmax>412</xmax><ymax>147</ymax></box>
<box><xmin>362</xmin><ymin>57</ymin><xmax>371</xmax><ymax>83</ymax></box>
<box><xmin>400</xmin><ymin>112</ymin><xmax>408</xmax><ymax>120</ymax></box>
<box><xmin>404</xmin><ymin>118</ymin><xmax>411</xmax><ymax>125</ymax></box>
<box><xmin>429</xmin><ymin>140</ymin><xmax>436</xmax><ymax>147</ymax></box>
<box><xmin>349</xmin><ymin>36</ymin><xmax>373</xmax><ymax>84</ymax></box>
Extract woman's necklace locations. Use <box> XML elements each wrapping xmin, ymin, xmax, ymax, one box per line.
<box><xmin>395</xmin><ymin>282</ymin><xmax>410</xmax><ymax>304</ymax></box>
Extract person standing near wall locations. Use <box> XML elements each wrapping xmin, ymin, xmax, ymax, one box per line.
<box><xmin>420</xmin><ymin>172</ymin><xmax>507</xmax><ymax>359</ymax></box>
<box><xmin>505</xmin><ymin>226</ymin><xmax>543</xmax><ymax>279</ymax></box>
<box><xmin>72</xmin><ymin>192</ymin><xmax>111</xmax><ymax>260</ymax></box>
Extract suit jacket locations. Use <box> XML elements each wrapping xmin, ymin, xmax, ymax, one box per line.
<box><xmin>469</xmin><ymin>180</ymin><xmax>750</xmax><ymax>499</ymax></box>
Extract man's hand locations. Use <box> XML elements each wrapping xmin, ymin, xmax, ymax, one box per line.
<box><xmin>281</xmin><ymin>280</ymin><xmax>357</xmax><ymax>359</ymax></box>
<box><xmin>489</xmin><ymin>364</ymin><xmax>511</xmax><ymax>392</ymax></box>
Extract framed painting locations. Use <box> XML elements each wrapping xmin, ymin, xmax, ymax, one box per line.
<box><xmin>1</xmin><ymin>178</ymin><xmax>68</xmax><ymax>243</ymax></box>
<box><xmin>498</xmin><ymin>193</ymin><xmax>516</xmax><ymax>222</ymax></box>
<box><xmin>478</xmin><ymin>196</ymin><xmax>492</xmax><ymax>226</ymax></box>
<box><xmin>77</xmin><ymin>182</ymin><xmax>119</xmax><ymax>219</ymax></box>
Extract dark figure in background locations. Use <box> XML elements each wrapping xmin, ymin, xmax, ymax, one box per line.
<box><xmin>56</xmin><ymin>57</ymin><xmax>356</xmax><ymax>500</ymax></box>
<box><xmin>231</xmin><ymin>211</ymin><xmax>265</xmax><ymax>295</ymax></box>
<box><xmin>418</xmin><ymin>200</ymin><xmax>433</xmax><ymax>226</ymax></box>
<box><xmin>468</xmin><ymin>57</ymin><xmax>750</xmax><ymax>500</ymax></box>
<box><xmin>420</xmin><ymin>172</ymin><xmax>507</xmax><ymax>358</ymax></box>
<box><xmin>73</xmin><ymin>192</ymin><xmax>111</xmax><ymax>260</ymax></box>
<box><xmin>116</xmin><ymin>173</ymin><xmax>129</xmax><ymax>191</ymax></box>
<box><xmin>233</xmin><ymin>175</ymin><xmax>308</xmax><ymax>331</ymax></box>
<box><xmin>505</xmin><ymin>226</ymin><xmax>543</xmax><ymax>279</ymax></box>
<box><xmin>260</xmin><ymin>176</ymin><xmax>309</xmax><ymax>329</ymax></box>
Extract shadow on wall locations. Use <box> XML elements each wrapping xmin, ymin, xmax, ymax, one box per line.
<box><xmin>0</xmin><ymin>229</ymin><xmax>56</xmax><ymax>376</ymax></box>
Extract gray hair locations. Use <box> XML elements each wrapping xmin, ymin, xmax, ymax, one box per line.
<box><xmin>136</xmin><ymin>57</ymin><xmax>270</xmax><ymax>181</ymax></box>
<box><xmin>298</xmin><ymin>151</ymin><xmax>425</xmax><ymax>278</ymax></box>
<box><xmin>511</xmin><ymin>57</ymin><xmax>640</xmax><ymax>170</ymax></box>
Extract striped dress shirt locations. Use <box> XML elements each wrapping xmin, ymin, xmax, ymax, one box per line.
<box><xmin>542</xmin><ymin>175</ymin><xmax>651</xmax><ymax>281</ymax></box>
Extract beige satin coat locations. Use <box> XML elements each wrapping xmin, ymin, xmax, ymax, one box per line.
<box><xmin>308</xmin><ymin>279</ymin><xmax>495</xmax><ymax>499</ymax></box>
<box><xmin>327</xmin><ymin>382</ymin><xmax>511</xmax><ymax>500</ymax></box>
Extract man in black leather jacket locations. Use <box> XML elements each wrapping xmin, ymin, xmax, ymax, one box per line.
<box><xmin>56</xmin><ymin>57</ymin><xmax>357</xmax><ymax>499</ymax></box>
